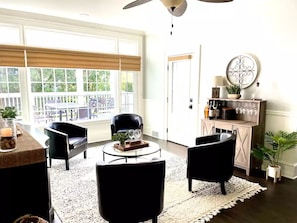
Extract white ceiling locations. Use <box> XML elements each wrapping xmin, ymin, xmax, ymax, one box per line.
<box><xmin>0</xmin><ymin>0</ymin><xmax>180</xmax><ymax>34</ymax></box>
<box><xmin>0</xmin><ymin>0</ymin><xmax>236</xmax><ymax>35</ymax></box>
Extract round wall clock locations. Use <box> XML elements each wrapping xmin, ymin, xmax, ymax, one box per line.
<box><xmin>226</xmin><ymin>54</ymin><xmax>258</xmax><ymax>89</ymax></box>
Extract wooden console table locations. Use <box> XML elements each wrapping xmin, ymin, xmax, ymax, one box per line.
<box><xmin>0</xmin><ymin>125</ymin><xmax>54</xmax><ymax>223</ymax></box>
<box><xmin>201</xmin><ymin>98</ymin><xmax>266</xmax><ymax>176</ymax></box>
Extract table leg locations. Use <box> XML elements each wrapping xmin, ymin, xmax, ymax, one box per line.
<box><xmin>59</xmin><ymin>110</ymin><xmax>63</xmax><ymax>121</ymax></box>
<box><xmin>70</xmin><ymin>109</ymin><xmax>73</xmax><ymax>120</ymax></box>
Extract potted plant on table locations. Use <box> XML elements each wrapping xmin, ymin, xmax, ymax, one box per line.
<box><xmin>251</xmin><ymin>130</ymin><xmax>297</xmax><ymax>182</ymax></box>
<box><xmin>226</xmin><ymin>84</ymin><xmax>241</xmax><ymax>99</ymax></box>
<box><xmin>112</xmin><ymin>132</ymin><xmax>129</xmax><ymax>146</ymax></box>
<box><xmin>0</xmin><ymin>106</ymin><xmax>18</xmax><ymax>151</ymax></box>
<box><xmin>0</xmin><ymin>106</ymin><xmax>17</xmax><ymax>118</ymax></box>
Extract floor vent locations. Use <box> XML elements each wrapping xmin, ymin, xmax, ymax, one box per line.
<box><xmin>152</xmin><ymin>131</ymin><xmax>159</xmax><ymax>138</ymax></box>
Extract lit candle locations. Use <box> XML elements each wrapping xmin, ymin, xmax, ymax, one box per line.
<box><xmin>1</xmin><ymin>128</ymin><xmax>13</xmax><ymax>137</ymax></box>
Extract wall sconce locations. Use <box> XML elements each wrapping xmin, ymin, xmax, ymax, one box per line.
<box><xmin>212</xmin><ymin>76</ymin><xmax>224</xmax><ymax>98</ymax></box>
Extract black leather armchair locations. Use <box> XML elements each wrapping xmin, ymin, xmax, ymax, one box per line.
<box><xmin>110</xmin><ymin>113</ymin><xmax>143</xmax><ymax>137</ymax></box>
<box><xmin>96</xmin><ymin>159</ymin><xmax>166</xmax><ymax>223</ymax></box>
<box><xmin>44</xmin><ymin>122</ymin><xmax>88</xmax><ymax>170</ymax></box>
<box><xmin>187</xmin><ymin>132</ymin><xmax>236</xmax><ymax>195</ymax></box>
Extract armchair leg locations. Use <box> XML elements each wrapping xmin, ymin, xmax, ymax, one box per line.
<box><xmin>83</xmin><ymin>150</ymin><xmax>87</xmax><ymax>159</ymax></box>
<box><xmin>49</xmin><ymin>158</ymin><xmax>52</xmax><ymax>168</ymax></box>
<box><xmin>188</xmin><ymin>179</ymin><xmax>192</xmax><ymax>191</ymax></box>
<box><xmin>65</xmin><ymin>159</ymin><xmax>70</xmax><ymax>170</ymax></box>
<box><xmin>220</xmin><ymin>182</ymin><xmax>226</xmax><ymax>195</ymax></box>
<box><xmin>152</xmin><ymin>216</ymin><xmax>158</xmax><ymax>223</ymax></box>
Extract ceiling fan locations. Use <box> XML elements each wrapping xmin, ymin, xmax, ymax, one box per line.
<box><xmin>123</xmin><ymin>0</ymin><xmax>233</xmax><ymax>17</ymax></box>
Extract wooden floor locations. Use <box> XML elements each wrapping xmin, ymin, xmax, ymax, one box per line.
<box><xmin>52</xmin><ymin>136</ymin><xmax>297</xmax><ymax>223</ymax></box>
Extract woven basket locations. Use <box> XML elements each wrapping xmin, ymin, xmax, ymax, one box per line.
<box><xmin>13</xmin><ymin>214</ymin><xmax>48</xmax><ymax>223</ymax></box>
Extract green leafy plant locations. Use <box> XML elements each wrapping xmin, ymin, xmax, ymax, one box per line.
<box><xmin>0</xmin><ymin>106</ymin><xmax>17</xmax><ymax>118</ymax></box>
<box><xmin>252</xmin><ymin>130</ymin><xmax>297</xmax><ymax>166</ymax></box>
<box><xmin>112</xmin><ymin>132</ymin><xmax>129</xmax><ymax>145</ymax></box>
<box><xmin>226</xmin><ymin>84</ymin><xmax>241</xmax><ymax>94</ymax></box>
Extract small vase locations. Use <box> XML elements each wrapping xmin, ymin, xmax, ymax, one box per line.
<box><xmin>227</xmin><ymin>94</ymin><xmax>241</xmax><ymax>99</ymax></box>
<box><xmin>0</xmin><ymin>118</ymin><xmax>17</xmax><ymax>152</ymax></box>
<box><xmin>120</xmin><ymin>141</ymin><xmax>126</xmax><ymax>147</ymax></box>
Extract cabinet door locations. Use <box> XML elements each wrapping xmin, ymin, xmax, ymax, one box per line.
<box><xmin>201</xmin><ymin>120</ymin><xmax>215</xmax><ymax>135</ymax></box>
<box><xmin>233</xmin><ymin>126</ymin><xmax>252</xmax><ymax>175</ymax></box>
<box><xmin>0</xmin><ymin>161</ymin><xmax>53</xmax><ymax>223</ymax></box>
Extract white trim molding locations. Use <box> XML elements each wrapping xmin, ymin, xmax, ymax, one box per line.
<box><xmin>265</xmin><ymin>109</ymin><xmax>297</xmax><ymax>179</ymax></box>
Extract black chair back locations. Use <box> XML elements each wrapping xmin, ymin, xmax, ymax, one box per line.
<box><xmin>110</xmin><ymin>113</ymin><xmax>143</xmax><ymax>137</ymax></box>
<box><xmin>96</xmin><ymin>159</ymin><xmax>165</xmax><ymax>223</ymax></box>
<box><xmin>187</xmin><ymin>132</ymin><xmax>236</xmax><ymax>195</ymax></box>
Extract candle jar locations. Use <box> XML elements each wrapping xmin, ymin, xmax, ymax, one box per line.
<box><xmin>0</xmin><ymin>118</ymin><xmax>17</xmax><ymax>152</ymax></box>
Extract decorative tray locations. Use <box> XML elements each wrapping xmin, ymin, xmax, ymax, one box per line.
<box><xmin>114</xmin><ymin>140</ymin><xmax>149</xmax><ymax>151</ymax></box>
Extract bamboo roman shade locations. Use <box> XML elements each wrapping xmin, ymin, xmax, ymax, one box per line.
<box><xmin>120</xmin><ymin>55</ymin><xmax>141</xmax><ymax>71</ymax></box>
<box><xmin>0</xmin><ymin>45</ymin><xmax>141</xmax><ymax>71</ymax></box>
<box><xmin>0</xmin><ymin>45</ymin><xmax>25</xmax><ymax>67</ymax></box>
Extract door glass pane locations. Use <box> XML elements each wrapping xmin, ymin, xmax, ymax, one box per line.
<box><xmin>120</xmin><ymin>71</ymin><xmax>135</xmax><ymax>113</ymax></box>
<box><xmin>0</xmin><ymin>67</ymin><xmax>21</xmax><ymax>117</ymax></box>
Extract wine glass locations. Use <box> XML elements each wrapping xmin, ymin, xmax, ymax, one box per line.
<box><xmin>127</xmin><ymin>129</ymin><xmax>134</xmax><ymax>140</ymax></box>
<box><xmin>133</xmin><ymin>129</ymin><xmax>142</xmax><ymax>141</ymax></box>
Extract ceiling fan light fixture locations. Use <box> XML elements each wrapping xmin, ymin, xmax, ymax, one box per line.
<box><xmin>161</xmin><ymin>0</ymin><xmax>184</xmax><ymax>10</ymax></box>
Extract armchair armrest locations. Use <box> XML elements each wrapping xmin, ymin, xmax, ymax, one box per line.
<box><xmin>188</xmin><ymin>141</ymin><xmax>223</xmax><ymax>166</ymax></box>
<box><xmin>49</xmin><ymin>122</ymin><xmax>87</xmax><ymax>138</ymax></box>
<box><xmin>44</xmin><ymin>127</ymin><xmax>69</xmax><ymax>157</ymax></box>
<box><xmin>195</xmin><ymin>134</ymin><xmax>220</xmax><ymax>145</ymax></box>
<box><xmin>44</xmin><ymin>127</ymin><xmax>68</xmax><ymax>144</ymax></box>
<box><xmin>65</xmin><ymin>124</ymin><xmax>87</xmax><ymax>138</ymax></box>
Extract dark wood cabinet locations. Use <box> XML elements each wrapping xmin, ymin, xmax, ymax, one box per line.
<box><xmin>0</xmin><ymin>126</ymin><xmax>54</xmax><ymax>223</ymax></box>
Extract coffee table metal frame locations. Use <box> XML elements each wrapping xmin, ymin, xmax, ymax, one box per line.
<box><xmin>102</xmin><ymin>141</ymin><xmax>161</xmax><ymax>163</ymax></box>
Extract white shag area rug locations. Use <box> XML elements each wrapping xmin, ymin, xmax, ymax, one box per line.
<box><xmin>49</xmin><ymin>146</ymin><xmax>266</xmax><ymax>223</ymax></box>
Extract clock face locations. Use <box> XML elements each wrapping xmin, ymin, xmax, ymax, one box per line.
<box><xmin>226</xmin><ymin>54</ymin><xmax>258</xmax><ymax>89</ymax></box>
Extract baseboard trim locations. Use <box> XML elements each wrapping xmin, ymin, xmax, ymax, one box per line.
<box><xmin>279</xmin><ymin>161</ymin><xmax>297</xmax><ymax>180</ymax></box>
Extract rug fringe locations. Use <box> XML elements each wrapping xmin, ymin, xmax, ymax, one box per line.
<box><xmin>194</xmin><ymin>183</ymin><xmax>267</xmax><ymax>223</ymax></box>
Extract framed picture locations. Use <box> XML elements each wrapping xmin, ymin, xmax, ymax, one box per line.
<box><xmin>212</xmin><ymin>87</ymin><xmax>220</xmax><ymax>98</ymax></box>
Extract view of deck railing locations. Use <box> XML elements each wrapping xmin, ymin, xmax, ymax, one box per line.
<box><xmin>0</xmin><ymin>95</ymin><xmax>22</xmax><ymax>117</ymax></box>
<box><xmin>0</xmin><ymin>92</ymin><xmax>119</xmax><ymax>124</ymax></box>
<box><xmin>33</xmin><ymin>93</ymin><xmax>115</xmax><ymax>123</ymax></box>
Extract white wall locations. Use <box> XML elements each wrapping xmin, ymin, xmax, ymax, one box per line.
<box><xmin>143</xmin><ymin>0</ymin><xmax>297</xmax><ymax>178</ymax></box>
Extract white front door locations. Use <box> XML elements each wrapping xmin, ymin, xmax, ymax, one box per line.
<box><xmin>167</xmin><ymin>51</ymin><xmax>200</xmax><ymax>146</ymax></box>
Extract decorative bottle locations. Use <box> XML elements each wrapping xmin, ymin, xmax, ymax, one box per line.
<box><xmin>209</xmin><ymin>101</ymin><xmax>214</xmax><ymax>120</ymax></box>
<box><xmin>252</xmin><ymin>81</ymin><xmax>261</xmax><ymax>100</ymax></box>
<box><xmin>204</xmin><ymin>102</ymin><xmax>209</xmax><ymax>119</ymax></box>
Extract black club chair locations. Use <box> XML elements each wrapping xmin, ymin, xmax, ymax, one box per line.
<box><xmin>96</xmin><ymin>159</ymin><xmax>166</xmax><ymax>223</ymax></box>
<box><xmin>110</xmin><ymin>113</ymin><xmax>143</xmax><ymax>137</ymax></box>
<box><xmin>187</xmin><ymin>132</ymin><xmax>236</xmax><ymax>195</ymax></box>
<box><xmin>44</xmin><ymin>122</ymin><xmax>88</xmax><ymax>170</ymax></box>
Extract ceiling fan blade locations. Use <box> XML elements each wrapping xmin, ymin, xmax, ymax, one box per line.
<box><xmin>168</xmin><ymin>0</ymin><xmax>187</xmax><ymax>17</ymax></box>
<box><xmin>198</xmin><ymin>0</ymin><xmax>233</xmax><ymax>2</ymax></box>
<box><xmin>123</xmin><ymin>0</ymin><xmax>153</xmax><ymax>9</ymax></box>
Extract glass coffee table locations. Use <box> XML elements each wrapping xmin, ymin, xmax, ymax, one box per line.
<box><xmin>102</xmin><ymin>140</ymin><xmax>161</xmax><ymax>163</ymax></box>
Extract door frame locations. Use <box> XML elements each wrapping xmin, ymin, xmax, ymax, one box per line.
<box><xmin>164</xmin><ymin>45</ymin><xmax>202</xmax><ymax>145</ymax></box>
